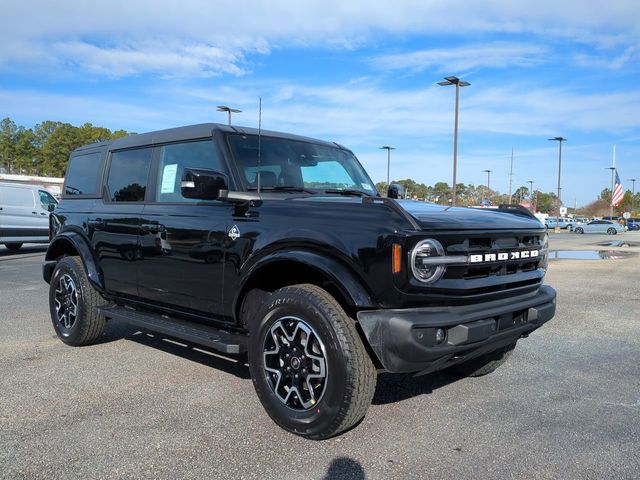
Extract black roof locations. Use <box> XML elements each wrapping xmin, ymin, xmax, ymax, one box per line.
<box><xmin>72</xmin><ymin>123</ymin><xmax>340</xmax><ymax>155</ymax></box>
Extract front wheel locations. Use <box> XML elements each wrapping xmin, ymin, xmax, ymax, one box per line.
<box><xmin>4</xmin><ymin>242</ymin><xmax>23</xmax><ymax>251</ymax></box>
<box><xmin>49</xmin><ymin>256</ymin><xmax>107</xmax><ymax>346</ymax></box>
<box><xmin>248</xmin><ymin>284</ymin><xmax>376</xmax><ymax>440</ymax></box>
<box><xmin>449</xmin><ymin>342</ymin><xmax>516</xmax><ymax>377</ymax></box>
<box><xmin>607</xmin><ymin>228</ymin><xmax>617</xmax><ymax>235</ymax></box>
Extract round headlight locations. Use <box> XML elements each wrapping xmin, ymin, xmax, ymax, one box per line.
<box><xmin>410</xmin><ymin>239</ymin><xmax>446</xmax><ymax>283</ymax></box>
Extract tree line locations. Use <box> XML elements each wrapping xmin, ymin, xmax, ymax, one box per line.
<box><xmin>2</xmin><ymin>117</ymin><xmax>637</xmax><ymax>215</ymax></box>
<box><xmin>0</xmin><ymin>117</ymin><xmax>129</xmax><ymax>177</ymax></box>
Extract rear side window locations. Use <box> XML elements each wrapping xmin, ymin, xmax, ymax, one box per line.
<box><xmin>156</xmin><ymin>140</ymin><xmax>226</xmax><ymax>202</ymax></box>
<box><xmin>1</xmin><ymin>186</ymin><xmax>34</xmax><ymax>207</ymax></box>
<box><xmin>64</xmin><ymin>152</ymin><xmax>103</xmax><ymax>196</ymax></box>
<box><xmin>106</xmin><ymin>148</ymin><xmax>152</xmax><ymax>202</ymax></box>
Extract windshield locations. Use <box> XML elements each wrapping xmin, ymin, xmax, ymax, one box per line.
<box><xmin>227</xmin><ymin>134</ymin><xmax>377</xmax><ymax>195</ymax></box>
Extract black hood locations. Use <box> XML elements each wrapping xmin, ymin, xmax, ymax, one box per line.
<box><xmin>395</xmin><ymin>200</ymin><xmax>544</xmax><ymax>230</ymax></box>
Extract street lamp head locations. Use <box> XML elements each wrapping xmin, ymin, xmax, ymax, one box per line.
<box><xmin>438</xmin><ymin>76</ymin><xmax>470</xmax><ymax>87</ymax></box>
<box><xmin>548</xmin><ymin>136</ymin><xmax>566</xmax><ymax>142</ymax></box>
<box><xmin>380</xmin><ymin>145</ymin><xmax>395</xmax><ymax>150</ymax></box>
<box><xmin>216</xmin><ymin>105</ymin><xmax>242</xmax><ymax>113</ymax></box>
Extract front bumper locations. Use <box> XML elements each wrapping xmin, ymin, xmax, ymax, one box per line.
<box><xmin>357</xmin><ymin>285</ymin><xmax>556</xmax><ymax>374</ymax></box>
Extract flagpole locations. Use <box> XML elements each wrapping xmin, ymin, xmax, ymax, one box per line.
<box><xmin>610</xmin><ymin>145</ymin><xmax>616</xmax><ymax>218</ymax></box>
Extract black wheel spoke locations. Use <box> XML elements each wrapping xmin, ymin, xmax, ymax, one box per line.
<box><xmin>54</xmin><ymin>273</ymin><xmax>78</xmax><ymax>332</ymax></box>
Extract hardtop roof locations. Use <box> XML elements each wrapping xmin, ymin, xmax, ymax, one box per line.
<box><xmin>71</xmin><ymin>123</ymin><xmax>342</xmax><ymax>155</ymax></box>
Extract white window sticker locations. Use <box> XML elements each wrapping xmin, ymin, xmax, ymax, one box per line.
<box><xmin>160</xmin><ymin>164</ymin><xmax>178</xmax><ymax>193</ymax></box>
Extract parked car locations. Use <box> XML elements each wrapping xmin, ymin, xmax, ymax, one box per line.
<box><xmin>43</xmin><ymin>123</ymin><xmax>556</xmax><ymax>439</ymax></box>
<box><xmin>567</xmin><ymin>217</ymin><xmax>589</xmax><ymax>231</ymax></box>
<box><xmin>0</xmin><ymin>182</ymin><xmax>57</xmax><ymax>250</ymax></box>
<box><xmin>574</xmin><ymin>220</ymin><xmax>625</xmax><ymax>235</ymax></box>
<box><xmin>544</xmin><ymin>217</ymin><xmax>571</xmax><ymax>229</ymax></box>
<box><xmin>626</xmin><ymin>219</ymin><xmax>639</xmax><ymax>231</ymax></box>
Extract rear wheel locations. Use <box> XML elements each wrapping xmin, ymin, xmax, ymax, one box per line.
<box><xmin>49</xmin><ymin>256</ymin><xmax>107</xmax><ymax>346</ymax></box>
<box><xmin>4</xmin><ymin>243</ymin><xmax>23</xmax><ymax>251</ymax></box>
<box><xmin>607</xmin><ymin>228</ymin><xmax>617</xmax><ymax>235</ymax></box>
<box><xmin>575</xmin><ymin>227</ymin><xmax>584</xmax><ymax>234</ymax></box>
<box><xmin>449</xmin><ymin>342</ymin><xmax>516</xmax><ymax>377</ymax></box>
<box><xmin>248</xmin><ymin>284</ymin><xmax>376</xmax><ymax>440</ymax></box>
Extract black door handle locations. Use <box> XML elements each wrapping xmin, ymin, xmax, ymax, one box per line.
<box><xmin>32</xmin><ymin>211</ymin><xmax>38</xmax><ymax>215</ymax></box>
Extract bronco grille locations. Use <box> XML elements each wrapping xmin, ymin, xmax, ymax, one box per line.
<box><xmin>438</xmin><ymin>234</ymin><xmax>545</xmax><ymax>295</ymax></box>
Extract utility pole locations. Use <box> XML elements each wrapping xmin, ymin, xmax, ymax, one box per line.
<box><xmin>629</xmin><ymin>178</ymin><xmax>637</xmax><ymax>213</ymax></box>
<box><xmin>438</xmin><ymin>76</ymin><xmax>470</xmax><ymax>206</ymax></box>
<box><xmin>548</xmin><ymin>137</ymin><xmax>566</xmax><ymax>233</ymax></box>
<box><xmin>527</xmin><ymin>180</ymin><xmax>534</xmax><ymax>210</ymax></box>
<box><xmin>607</xmin><ymin>145</ymin><xmax>616</xmax><ymax>219</ymax></box>
<box><xmin>508</xmin><ymin>147</ymin><xmax>514</xmax><ymax>204</ymax></box>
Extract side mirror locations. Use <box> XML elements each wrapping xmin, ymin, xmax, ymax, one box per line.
<box><xmin>47</xmin><ymin>203</ymin><xmax>56</xmax><ymax>212</ymax></box>
<box><xmin>181</xmin><ymin>168</ymin><xmax>228</xmax><ymax>200</ymax></box>
<box><xmin>387</xmin><ymin>183</ymin><xmax>406</xmax><ymax>199</ymax></box>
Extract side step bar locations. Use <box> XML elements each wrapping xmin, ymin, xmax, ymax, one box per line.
<box><xmin>99</xmin><ymin>305</ymin><xmax>247</xmax><ymax>354</ymax></box>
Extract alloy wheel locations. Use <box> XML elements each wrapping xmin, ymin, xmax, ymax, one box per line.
<box><xmin>54</xmin><ymin>273</ymin><xmax>78</xmax><ymax>331</ymax></box>
<box><xmin>263</xmin><ymin>316</ymin><xmax>328</xmax><ymax>411</ymax></box>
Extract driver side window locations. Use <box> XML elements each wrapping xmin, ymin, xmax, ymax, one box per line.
<box><xmin>156</xmin><ymin>139</ymin><xmax>226</xmax><ymax>202</ymax></box>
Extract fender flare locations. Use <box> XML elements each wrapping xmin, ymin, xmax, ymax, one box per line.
<box><xmin>233</xmin><ymin>249</ymin><xmax>376</xmax><ymax>318</ymax></box>
<box><xmin>44</xmin><ymin>231</ymin><xmax>104</xmax><ymax>291</ymax></box>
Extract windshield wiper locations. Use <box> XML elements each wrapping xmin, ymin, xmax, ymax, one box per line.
<box><xmin>247</xmin><ymin>186</ymin><xmax>316</xmax><ymax>194</ymax></box>
<box><xmin>323</xmin><ymin>189</ymin><xmax>371</xmax><ymax>197</ymax></box>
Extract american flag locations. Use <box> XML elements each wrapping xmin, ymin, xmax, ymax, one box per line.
<box><xmin>611</xmin><ymin>171</ymin><xmax>624</xmax><ymax>206</ymax></box>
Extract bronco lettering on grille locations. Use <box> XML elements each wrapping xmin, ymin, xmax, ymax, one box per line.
<box><xmin>469</xmin><ymin>250</ymin><xmax>539</xmax><ymax>264</ymax></box>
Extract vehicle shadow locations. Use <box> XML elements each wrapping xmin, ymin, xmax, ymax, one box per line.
<box><xmin>98</xmin><ymin>321</ymin><xmax>461</xmax><ymax>398</ymax></box>
<box><xmin>372</xmin><ymin>371</ymin><xmax>461</xmax><ymax>405</ymax></box>
<box><xmin>0</xmin><ymin>245</ymin><xmax>47</xmax><ymax>259</ymax></box>
<box><xmin>100</xmin><ymin>319</ymin><xmax>251</xmax><ymax>379</ymax></box>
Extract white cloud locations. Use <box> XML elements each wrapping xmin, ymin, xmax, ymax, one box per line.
<box><xmin>370</xmin><ymin>43</ymin><xmax>547</xmax><ymax>73</ymax></box>
<box><xmin>1</xmin><ymin>1</ymin><xmax>639</xmax><ymax>77</ymax></box>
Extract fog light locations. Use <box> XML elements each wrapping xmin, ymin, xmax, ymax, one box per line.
<box><xmin>435</xmin><ymin>328</ymin><xmax>446</xmax><ymax>344</ymax></box>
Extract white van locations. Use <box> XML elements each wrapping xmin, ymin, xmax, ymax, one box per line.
<box><xmin>0</xmin><ymin>182</ymin><xmax>57</xmax><ymax>250</ymax></box>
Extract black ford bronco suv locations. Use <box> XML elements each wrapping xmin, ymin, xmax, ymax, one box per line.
<box><xmin>44</xmin><ymin>123</ymin><xmax>556</xmax><ymax>439</ymax></box>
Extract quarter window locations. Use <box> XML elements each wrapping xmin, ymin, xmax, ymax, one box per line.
<box><xmin>64</xmin><ymin>152</ymin><xmax>103</xmax><ymax>196</ymax></box>
<box><xmin>156</xmin><ymin>140</ymin><xmax>225</xmax><ymax>202</ymax></box>
<box><xmin>106</xmin><ymin>148</ymin><xmax>152</xmax><ymax>202</ymax></box>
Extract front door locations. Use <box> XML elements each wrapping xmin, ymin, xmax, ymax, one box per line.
<box><xmin>136</xmin><ymin>138</ymin><xmax>233</xmax><ymax>319</ymax></box>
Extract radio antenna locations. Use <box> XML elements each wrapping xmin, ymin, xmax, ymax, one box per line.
<box><xmin>257</xmin><ymin>97</ymin><xmax>262</xmax><ymax>193</ymax></box>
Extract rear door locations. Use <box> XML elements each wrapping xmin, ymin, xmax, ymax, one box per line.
<box><xmin>138</xmin><ymin>138</ymin><xmax>233</xmax><ymax>318</ymax></box>
<box><xmin>89</xmin><ymin>147</ymin><xmax>153</xmax><ymax>297</ymax></box>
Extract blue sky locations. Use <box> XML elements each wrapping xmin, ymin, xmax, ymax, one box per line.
<box><xmin>2</xmin><ymin>1</ymin><xmax>639</xmax><ymax>206</ymax></box>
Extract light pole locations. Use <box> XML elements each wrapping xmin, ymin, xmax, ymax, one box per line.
<box><xmin>380</xmin><ymin>146</ymin><xmax>395</xmax><ymax>195</ymax></box>
<box><xmin>217</xmin><ymin>105</ymin><xmax>242</xmax><ymax>125</ymax></box>
<box><xmin>528</xmin><ymin>180</ymin><xmax>534</xmax><ymax>210</ymax></box>
<box><xmin>549</xmin><ymin>137</ymin><xmax>566</xmax><ymax>232</ymax></box>
<box><xmin>438</xmin><ymin>76</ymin><xmax>470</xmax><ymax>206</ymax></box>
<box><xmin>483</xmin><ymin>169</ymin><xmax>492</xmax><ymax>202</ymax></box>
<box><xmin>628</xmin><ymin>178</ymin><xmax>636</xmax><ymax>213</ymax></box>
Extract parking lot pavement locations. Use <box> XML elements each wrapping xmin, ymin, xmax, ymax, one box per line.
<box><xmin>1</xmin><ymin>235</ymin><xmax>639</xmax><ymax>480</ymax></box>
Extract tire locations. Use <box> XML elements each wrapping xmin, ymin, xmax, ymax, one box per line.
<box><xmin>4</xmin><ymin>243</ymin><xmax>23</xmax><ymax>251</ymax></box>
<box><xmin>607</xmin><ymin>228</ymin><xmax>616</xmax><ymax>235</ymax></box>
<box><xmin>575</xmin><ymin>227</ymin><xmax>584</xmax><ymax>234</ymax></box>
<box><xmin>49</xmin><ymin>256</ymin><xmax>107</xmax><ymax>346</ymax></box>
<box><xmin>248</xmin><ymin>284</ymin><xmax>377</xmax><ymax>440</ymax></box>
<box><xmin>449</xmin><ymin>342</ymin><xmax>516</xmax><ymax>377</ymax></box>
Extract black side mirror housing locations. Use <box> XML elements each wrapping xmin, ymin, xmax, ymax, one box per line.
<box><xmin>181</xmin><ymin>168</ymin><xmax>228</xmax><ymax>200</ymax></box>
<box><xmin>47</xmin><ymin>203</ymin><xmax>56</xmax><ymax>212</ymax></box>
<box><xmin>387</xmin><ymin>183</ymin><xmax>405</xmax><ymax>199</ymax></box>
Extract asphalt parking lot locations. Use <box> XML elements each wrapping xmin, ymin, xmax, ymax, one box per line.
<box><xmin>1</xmin><ymin>232</ymin><xmax>639</xmax><ymax>480</ymax></box>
